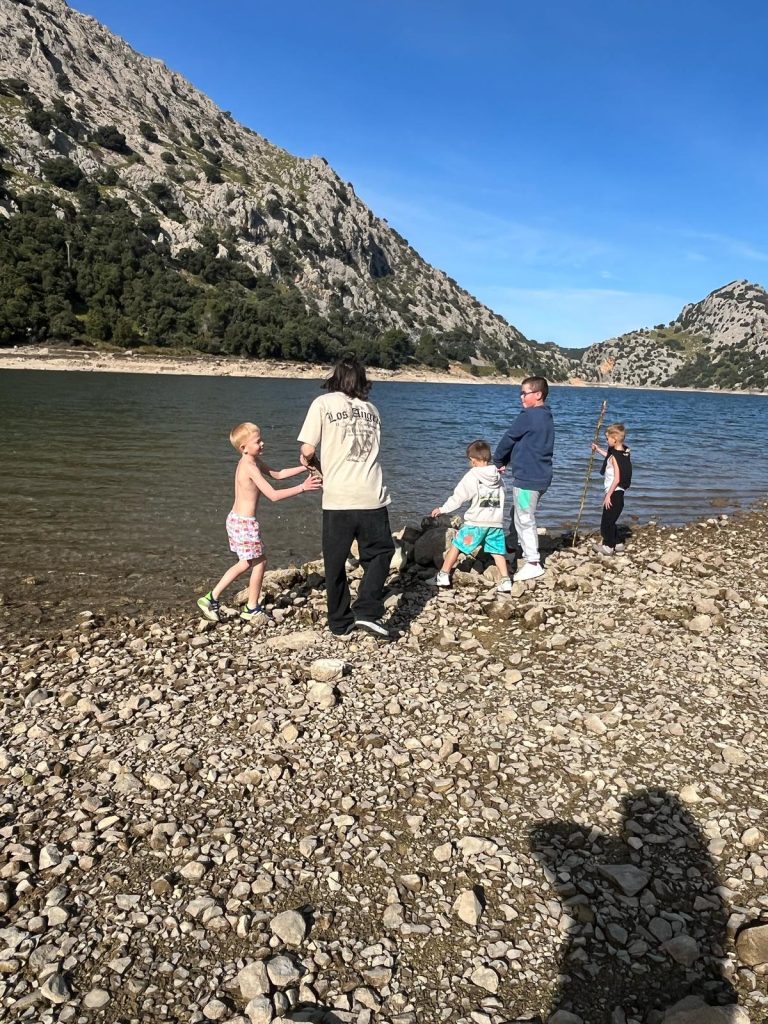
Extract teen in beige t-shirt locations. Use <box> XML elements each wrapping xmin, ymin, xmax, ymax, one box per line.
<box><xmin>297</xmin><ymin>391</ymin><xmax>390</xmax><ymax>510</ymax></box>
<box><xmin>298</xmin><ymin>358</ymin><xmax>394</xmax><ymax>639</ymax></box>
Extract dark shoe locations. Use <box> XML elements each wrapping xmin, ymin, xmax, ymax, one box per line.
<box><xmin>354</xmin><ymin>618</ymin><xmax>391</xmax><ymax>640</ymax></box>
<box><xmin>330</xmin><ymin>622</ymin><xmax>356</xmax><ymax>638</ymax></box>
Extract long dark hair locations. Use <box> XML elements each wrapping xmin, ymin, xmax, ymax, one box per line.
<box><xmin>321</xmin><ymin>357</ymin><xmax>371</xmax><ymax>400</ymax></box>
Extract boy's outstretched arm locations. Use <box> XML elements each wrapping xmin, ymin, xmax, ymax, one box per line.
<box><xmin>591</xmin><ymin>443</ymin><xmax>608</xmax><ymax>457</ymax></box>
<box><xmin>266</xmin><ymin>464</ymin><xmax>307</xmax><ymax>480</ymax></box>
<box><xmin>431</xmin><ymin>471</ymin><xmax>474</xmax><ymax>518</ymax></box>
<box><xmin>250</xmin><ymin>463</ymin><xmax>321</xmax><ymax>501</ymax></box>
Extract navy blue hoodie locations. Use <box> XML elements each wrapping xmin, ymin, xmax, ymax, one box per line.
<box><xmin>493</xmin><ymin>405</ymin><xmax>554</xmax><ymax>491</ymax></box>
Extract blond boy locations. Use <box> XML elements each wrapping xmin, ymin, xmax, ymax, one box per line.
<box><xmin>197</xmin><ymin>422</ymin><xmax>321</xmax><ymax>622</ymax></box>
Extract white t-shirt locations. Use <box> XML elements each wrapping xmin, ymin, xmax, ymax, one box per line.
<box><xmin>297</xmin><ymin>392</ymin><xmax>390</xmax><ymax>511</ymax></box>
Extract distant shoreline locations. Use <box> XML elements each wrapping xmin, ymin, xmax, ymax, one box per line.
<box><xmin>0</xmin><ymin>346</ymin><xmax>765</xmax><ymax>396</ymax></box>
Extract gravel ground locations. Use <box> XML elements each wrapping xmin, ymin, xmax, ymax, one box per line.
<box><xmin>1</xmin><ymin>508</ymin><xmax>767</xmax><ymax>1024</ymax></box>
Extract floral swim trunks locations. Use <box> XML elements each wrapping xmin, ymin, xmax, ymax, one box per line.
<box><xmin>226</xmin><ymin>512</ymin><xmax>264</xmax><ymax>560</ymax></box>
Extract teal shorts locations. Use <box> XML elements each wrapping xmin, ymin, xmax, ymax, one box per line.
<box><xmin>452</xmin><ymin>524</ymin><xmax>506</xmax><ymax>556</ymax></box>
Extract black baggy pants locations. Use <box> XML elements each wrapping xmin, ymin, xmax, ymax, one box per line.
<box><xmin>600</xmin><ymin>490</ymin><xmax>625</xmax><ymax>548</ymax></box>
<box><xmin>322</xmin><ymin>507</ymin><xmax>395</xmax><ymax>635</ymax></box>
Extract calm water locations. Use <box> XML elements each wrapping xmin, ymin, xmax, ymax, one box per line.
<box><xmin>1</xmin><ymin>369</ymin><xmax>766</xmax><ymax>616</ymax></box>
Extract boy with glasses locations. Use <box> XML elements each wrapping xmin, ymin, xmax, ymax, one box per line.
<box><xmin>493</xmin><ymin>376</ymin><xmax>554</xmax><ymax>582</ymax></box>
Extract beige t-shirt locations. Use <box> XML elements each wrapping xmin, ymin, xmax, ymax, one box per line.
<box><xmin>298</xmin><ymin>392</ymin><xmax>390</xmax><ymax>511</ymax></box>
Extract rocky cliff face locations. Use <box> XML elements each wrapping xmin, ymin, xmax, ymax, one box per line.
<box><xmin>674</xmin><ymin>279</ymin><xmax>768</xmax><ymax>357</ymax></box>
<box><xmin>576</xmin><ymin>281</ymin><xmax>768</xmax><ymax>390</ymax></box>
<box><xmin>576</xmin><ymin>332</ymin><xmax>686</xmax><ymax>388</ymax></box>
<box><xmin>0</xmin><ymin>0</ymin><xmax>569</xmax><ymax>376</ymax></box>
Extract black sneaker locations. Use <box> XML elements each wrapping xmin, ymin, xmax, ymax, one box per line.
<box><xmin>354</xmin><ymin>618</ymin><xmax>391</xmax><ymax>640</ymax></box>
<box><xmin>330</xmin><ymin>622</ymin><xmax>356</xmax><ymax>638</ymax></box>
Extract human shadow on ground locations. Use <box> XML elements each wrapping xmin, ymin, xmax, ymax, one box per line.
<box><xmin>284</xmin><ymin>1009</ymin><xmax>349</xmax><ymax>1023</ymax></box>
<box><xmin>386</xmin><ymin>565</ymin><xmax>439</xmax><ymax>637</ymax></box>
<box><xmin>530</xmin><ymin>788</ymin><xmax>738</xmax><ymax>1024</ymax></box>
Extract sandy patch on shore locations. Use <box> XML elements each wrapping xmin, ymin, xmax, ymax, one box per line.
<box><xmin>0</xmin><ymin>346</ymin><xmax>520</xmax><ymax>386</ymax></box>
<box><xmin>1</xmin><ymin>346</ymin><xmax>765</xmax><ymax>395</ymax></box>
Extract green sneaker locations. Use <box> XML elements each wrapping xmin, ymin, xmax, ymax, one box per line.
<box><xmin>196</xmin><ymin>591</ymin><xmax>220</xmax><ymax>622</ymax></box>
<box><xmin>240</xmin><ymin>603</ymin><xmax>274</xmax><ymax>623</ymax></box>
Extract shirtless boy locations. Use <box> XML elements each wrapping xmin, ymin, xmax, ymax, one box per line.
<box><xmin>196</xmin><ymin>422</ymin><xmax>321</xmax><ymax>623</ymax></box>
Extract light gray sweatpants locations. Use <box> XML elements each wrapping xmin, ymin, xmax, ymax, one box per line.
<box><xmin>513</xmin><ymin>487</ymin><xmax>544</xmax><ymax>563</ymax></box>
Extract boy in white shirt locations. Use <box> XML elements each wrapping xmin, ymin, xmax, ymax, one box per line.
<box><xmin>429</xmin><ymin>440</ymin><xmax>512</xmax><ymax>593</ymax></box>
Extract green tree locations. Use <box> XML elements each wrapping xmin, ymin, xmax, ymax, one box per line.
<box><xmin>91</xmin><ymin>125</ymin><xmax>131</xmax><ymax>154</ymax></box>
<box><xmin>42</xmin><ymin>158</ymin><xmax>84</xmax><ymax>191</ymax></box>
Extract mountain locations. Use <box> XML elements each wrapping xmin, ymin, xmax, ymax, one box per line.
<box><xmin>0</xmin><ymin>0</ymin><xmax>569</xmax><ymax>378</ymax></box>
<box><xmin>576</xmin><ymin>281</ymin><xmax>768</xmax><ymax>390</ymax></box>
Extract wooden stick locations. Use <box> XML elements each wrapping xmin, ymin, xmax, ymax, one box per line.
<box><xmin>572</xmin><ymin>399</ymin><xmax>608</xmax><ymax>547</ymax></box>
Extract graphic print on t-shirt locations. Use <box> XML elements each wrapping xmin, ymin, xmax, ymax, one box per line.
<box><xmin>477</xmin><ymin>487</ymin><xmax>501</xmax><ymax>510</ymax></box>
<box><xmin>344</xmin><ymin>415</ymin><xmax>378</xmax><ymax>462</ymax></box>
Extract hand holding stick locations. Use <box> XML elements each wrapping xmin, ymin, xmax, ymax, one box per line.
<box><xmin>572</xmin><ymin>399</ymin><xmax>608</xmax><ymax>547</ymax></box>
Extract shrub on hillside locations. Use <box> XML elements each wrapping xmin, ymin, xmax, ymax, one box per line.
<box><xmin>91</xmin><ymin>125</ymin><xmax>131</xmax><ymax>154</ymax></box>
<box><xmin>138</xmin><ymin>120</ymin><xmax>160</xmax><ymax>143</ymax></box>
<box><xmin>42</xmin><ymin>157</ymin><xmax>84</xmax><ymax>190</ymax></box>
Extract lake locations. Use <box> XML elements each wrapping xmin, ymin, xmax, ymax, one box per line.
<box><xmin>1</xmin><ymin>369</ymin><xmax>766</xmax><ymax>621</ymax></box>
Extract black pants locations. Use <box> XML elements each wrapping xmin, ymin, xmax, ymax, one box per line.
<box><xmin>600</xmin><ymin>490</ymin><xmax>625</xmax><ymax>548</ymax></box>
<box><xmin>322</xmin><ymin>507</ymin><xmax>395</xmax><ymax>634</ymax></box>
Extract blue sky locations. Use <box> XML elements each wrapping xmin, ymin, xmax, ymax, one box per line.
<box><xmin>76</xmin><ymin>0</ymin><xmax>768</xmax><ymax>347</ymax></box>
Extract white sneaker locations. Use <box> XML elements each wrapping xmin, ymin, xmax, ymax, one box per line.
<box><xmin>513</xmin><ymin>562</ymin><xmax>544</xmax><ymax>582</ymax></box>
<box><xmin>615</xmin><ymin>543</ymin><xmax>625</xmax><ymax>552</ymax></box>
<box><xmin>429</xmin><ymin>570</ymin><xmax>451</xmax><ymax>588</ymax></box>
<box><xmin>496</xmin><ymin>577</ymin><xmax>512</xmax><ymax>594</ymax></box>
<box><xmin>595</xmin><ymin>544</ymin><xmax>615</xmax><ymax>556</ymax></box>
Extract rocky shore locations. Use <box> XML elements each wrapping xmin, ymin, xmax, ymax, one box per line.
<box><xmin>2</xmin><ymin>509</ymin><xmax>768</xmax><ymax>1023</ymax></box>
<box><xmin>0</xmin><ymin>347</ymin><xmax>516</xmax><ymax>387</ymax></box>
<box><xmin>2</xmin><ymin>346</ymin><xmax>764</xmax><ymax>396</ymax></box>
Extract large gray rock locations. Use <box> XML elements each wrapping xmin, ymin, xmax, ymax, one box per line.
<box><xmin>236</xmin><ymin>961</ymin><xmax>270</xmax><ymax>1000</ymax></box>
<box><xmin>265</xmin><ymin>955</ymin><xmax>301</xmax><ymax>988</ymax></box>
<box><xmin>269</xmin><ymin>909</ymin><xmax>307</xmax><ymax>945</ymax></box>
<box><xmin>597</xmin><ymin>864</ymin><xmax>651</xmax><ymax>897</ymax></box>
<box><xmin>413</xmin><ymin>527</ymin><xmax>454</xmax><ymax>568</ymax></box>
<box><xmin>40</xmin><ymin>972</ymin><xmax>71</xmax><ymax>1005</ymax></box>
<box><xmin>736</xmin><ymin>922</ymin><xmax>768</xmax><ymax>966</ymax></box>
<box><xmin>662</xmin><ymin>996</ymin><xmax>749</xmax><ymax>1023</ymax></box>
<box><xmin>245</xmin><ymin>996</ymin><xmax>274</xmax><ymax>1024</ymax></box>
<box><xmin>309</xmin><ymin>658</ymin><xmax>347</xmax><ymax>682</ymax></box>
<box><xmin>661</xmin><ymin>934</ymin><xmax>699</xmax><ymax>966</ymax></box>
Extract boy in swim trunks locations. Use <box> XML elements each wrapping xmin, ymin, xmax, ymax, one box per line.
<box><xmin>428</xmin><ymin>440</ymin><xmax>512</xmax><ymax>594</ymax></box>
<box><xmin>197</xmin><ymin>421</ymin><xmax>321</xmax><ymax>623</ymax></box>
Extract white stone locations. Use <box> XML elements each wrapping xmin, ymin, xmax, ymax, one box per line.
<box><xmin>237</xmin><ymin>960</ymin><xmax>270</xmax><ymax>1000</ymax></box>
<box><xmin>269</xmin><ymin>909</ymin><xmax>306</xmax><ymax>945</ymax></box>
<box><xmin>453</xmin><ymin>889</ymin><xmax>483</xmax><ymax>926</ymax></box>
